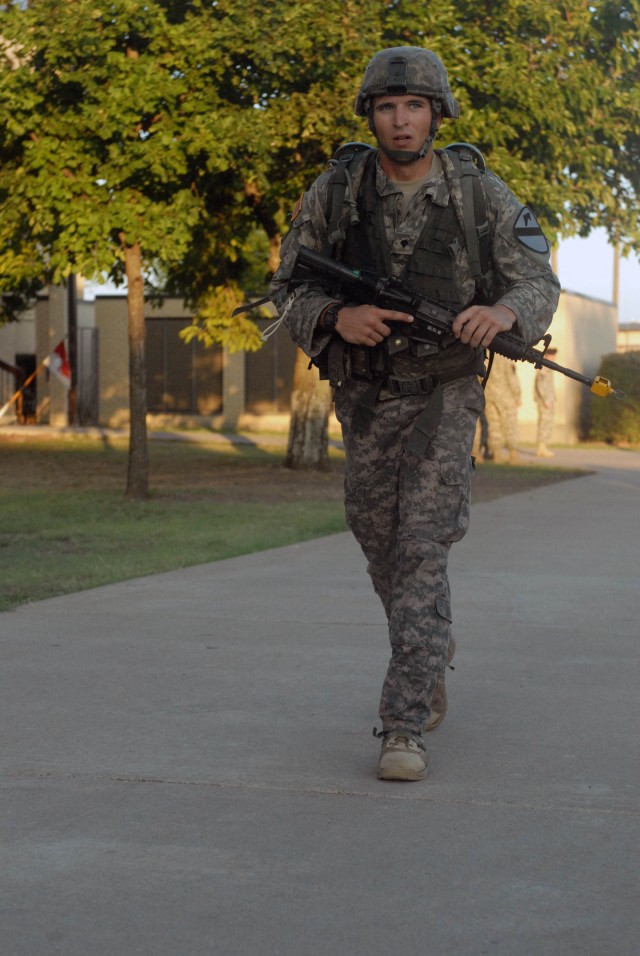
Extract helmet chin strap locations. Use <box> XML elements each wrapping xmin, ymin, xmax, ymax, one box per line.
<box><xmin>382</xmin><ymin>132</ymin><xmax>435</xmax><ymax>165</ymax></box>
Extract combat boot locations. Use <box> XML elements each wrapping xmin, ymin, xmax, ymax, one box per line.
<box><xmin>425</xmin><ymin>636</ymin><xmax>456</xmax><ymax>732</ymax></box>
<box><xmin>536</xmin><ymin>443</ymin><xmax>554</xmax><ymax>458</ymax></box>
<box><xmin>377</xmin><ymin>732</ymin><xmax>428</xmax><ymax>781</ymax></box>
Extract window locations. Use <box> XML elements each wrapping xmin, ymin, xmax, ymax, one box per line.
<box><xmin>245</xmin><ymin>319</ymin><xmax>296</xmax><ymax>413</ymax></box>
<box><xmin>146</xmin><ymin>318</ymin><xmax>223</xmax><ymax>414</ymax></box>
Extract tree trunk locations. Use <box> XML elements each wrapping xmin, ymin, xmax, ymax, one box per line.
<box><xmin>123</xmin><ymin>238</ymin><xmax>149</xmax><ymax>499</ymax></box>
<box><xmin>284</xmin><ymin>348</ymin><xmax>332</xmax><ymax>471</ymax></box>
<box><xmin>66</xmin><ymin>274</ymin><xmax>78</xmax><ymax>426</ymax></box>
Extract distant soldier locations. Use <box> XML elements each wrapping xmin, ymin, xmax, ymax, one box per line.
<box><xmin>484</xmin><ymin>354</ymin><xmax>521</xmax><ymax>464</ymax></box>
<box><xmin>534</xmin><ymin>347</ymin><xmax>557</xmax><ymax>457</ymax></box>
<box><xmin>471</xmin><ymin>412</ymin><xmax>489</xmax><ymax>462</ymax></box>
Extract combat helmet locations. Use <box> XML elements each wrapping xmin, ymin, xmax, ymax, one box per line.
<box><xmin>354</xmin><ymin>47</ymin><xmax>459</xmax><ymax>164</ymax></box>
<box><xmin>355</xmin><ymin>47</ymin><xmax>460</xmax><ymax>119</ymax></box>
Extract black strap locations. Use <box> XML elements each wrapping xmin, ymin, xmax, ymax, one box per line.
<box><xmin>405</xmin><ymin>383</ymin><xmax>444</xmax><ymax>458</ymax></box>
<box><xmin>405</xmin><ymin>353</ymin><xmax>486</xmax><ymax>458</ymax></box>
<box><xmin>351</xmin><ymin>351</ymin><xmax>484</xmax><ymax>447</ymax></box>
<box><xmin>326</xmin><ymin>145</ymin><xmax>374</xmax><ymax>252</ymax></box>
<box><xmin>353</xmin><ymin>379</ymin><xmax>385</xmax><ymax>432</ymax></box>
<box><xmin>326</xmin><ymin>164</ymin><xmax>349</xmax><ymax>249</ymax></box>
<box><xmin>231</xmin><ymin>295</ymin><xmax>271</xmax><ymax>317</ymax></box>
<box><xmin>445</xmin><ymin>143</ymin><xmax>490</xmax><ymax>281</ymax></box>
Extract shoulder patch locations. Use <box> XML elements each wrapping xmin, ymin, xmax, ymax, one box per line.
<box><xmin>513</xmin><ymin>206</ymin><xmax>550</xmax><ymax>255</ymax></box>
<box><xmin>290</xmin><ymin>193</ymin><xmax>304</xmax><ymax>222</ymax></box>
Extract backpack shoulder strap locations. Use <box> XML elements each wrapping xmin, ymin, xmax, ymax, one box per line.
<box><xmin>326</xmin><ymin>142</ymin><xmax>374</xmax><ymax>250</ymax></box>
<box><xmin>444</xmin><ymin>142</ymin><xmax>490</xmax><ymax>280</ymax></box>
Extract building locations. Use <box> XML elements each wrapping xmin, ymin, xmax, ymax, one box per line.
<box><xmin>0</xmin><ymin>286</ymin><xmax>296</xmax><ymax>433</ymax></box>
<box><xmin>515</xmin><ymin>290</ymin><xmax>618</xmax><ymax>445</ymax></box>
<box><xmin>617</xmin><ymin>323</ymin><xmax>640</xmax><ymax>353</ymax></box>
<box><xmin>0</xmin><ymin>283</ymin><xmax>620</xmax><ymax>446</ymax></box>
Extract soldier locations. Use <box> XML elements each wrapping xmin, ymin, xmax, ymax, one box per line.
<box><xmin>269</xmin><ymin>47</ymin><xmax>560</xmax><ymax>781</ymax></box>
<box><xmin>534</xmin><ymin>347</ymin><xmax>557</xmax><ymax>457</ymax></box>
<box><xmin>484</xmin><ymin>354</ymin><xmax>522</xmax><ymax>464</ymax></box>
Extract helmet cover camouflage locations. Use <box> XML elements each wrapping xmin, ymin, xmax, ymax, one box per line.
<box><xmin>355</xmin><ymin>47</ymin><xmax>460</xmax><ymax>119</ymax></box>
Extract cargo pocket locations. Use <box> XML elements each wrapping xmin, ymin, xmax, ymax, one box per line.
<box><xmin>435</xmin><ymin>458</ymin><xmax>472</xmax><ymax>544</ymax></box>
<box><xmin>435</xmin><ymin>593</ymin><xmax>452</xmax><ymax>623</ymax></box>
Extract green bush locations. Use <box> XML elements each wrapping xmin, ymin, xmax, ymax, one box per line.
<box><xmin>588</xmin><ymin>351</ymin><xmax>640</xmax><ymax>443</ymax></box>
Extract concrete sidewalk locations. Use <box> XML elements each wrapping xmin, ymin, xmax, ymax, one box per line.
<box><xmin>1</xmin><ymin>446</ymin><xmax>639</xmax><ymax>955</ymax></box>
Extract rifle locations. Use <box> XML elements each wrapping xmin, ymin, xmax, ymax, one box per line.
<box><xmin>291</xmin><ymin>245</ymin><xmax>625</xmax><ymax>400</ymax></box>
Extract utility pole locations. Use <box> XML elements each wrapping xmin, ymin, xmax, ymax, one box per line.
<box><xmin>612</xmin><ymin>240</ymin><xmax>620</xmax><ymax>317</ymax></box>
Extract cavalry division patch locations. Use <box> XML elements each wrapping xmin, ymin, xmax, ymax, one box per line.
<box><xmin>513</xmin><ymin>206</ymin><xmax>550</xmax><ymax>255</ymax></box>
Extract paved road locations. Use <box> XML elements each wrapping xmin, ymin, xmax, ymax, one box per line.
<box><xmin>2</xmin><ymin>445</ymin><xmax>639</xmax><ymax>955</ymax></box>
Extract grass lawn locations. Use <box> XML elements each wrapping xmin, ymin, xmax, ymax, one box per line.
<box><xmin>0</xmin><ymin>432</ymin><xmax>586</xmax><ymax>611</ymax></box>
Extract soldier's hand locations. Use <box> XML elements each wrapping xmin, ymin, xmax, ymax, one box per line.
<box><xmin>335</xmin><ymin>304</ymin><xmax>413</xmax><ymax>346</ymax></box>
<box><xmin>453</xmin><ymin>303</ymin><xmax>516</xmax><ymax>348</ymax></box>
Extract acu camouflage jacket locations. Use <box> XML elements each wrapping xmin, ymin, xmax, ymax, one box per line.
<box><xmin>268</xmin><ymin>147</ymin><xmax>560</xmax><ymax>370</ymax></box>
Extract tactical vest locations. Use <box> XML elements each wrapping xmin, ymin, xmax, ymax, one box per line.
<box><xmin>343</xmin><ymin>152</ymin><xmax>465</xmax><ymax>314</ymax></box>
<box><xmin>326</xmin><ymin>141</ymin><xmax>490</xmax><ymax>295</ymax></box>
<box><xmin>323</xmin><ymin>144</ymin><xmax>488</xmax><ymax>383</ymax></box>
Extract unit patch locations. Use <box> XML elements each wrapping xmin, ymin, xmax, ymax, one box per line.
<box><xmin>513</xmin><ymin>206</ymin><xmax>550</xmax><ymax>255</ymax></box>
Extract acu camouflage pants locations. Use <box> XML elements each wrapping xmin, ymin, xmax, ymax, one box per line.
<box><xmin>334</xmin><ymin>375</ymin><xmax>485</xmax><ymax>737</ymax></box>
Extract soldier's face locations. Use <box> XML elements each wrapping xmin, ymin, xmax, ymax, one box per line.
<box><xmin>372</xmin><ymin>95</ymin><xmax>435</xmax><ymax>157</ymax></box>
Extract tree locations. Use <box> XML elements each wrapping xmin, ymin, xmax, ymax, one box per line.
<box><xmin>162</xmin><ymin>0</ymin><xmax>384</xmax><ymax>469</ymax></box>
<box><xmin>2</xmin><ymin>1</ymin><xmax>638</xmax><ymax>474</ymax></box>
<box><xmin>284</xmin><ymin>349</ymin><xmax>333</xmax><ymax>471</ymax></box>
<box><xmin>0</xmin><ymin>0</ymin><xmax>261</xmax><ymax>495</ymax></box>
<box><xmin>162</xmin><ymin>0</ymin><xmax>640</xmax><ymax>468</ymax></box>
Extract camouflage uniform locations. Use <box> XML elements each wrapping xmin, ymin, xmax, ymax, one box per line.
<box><xmin>484</xmin><ymin>354</ymin><xmax>522</xmax><ymax>460</ymax></box>
<box><xmin>270</xmin><ymin>141</ymin><xmax>559</xmax><ymax>741</ymax></box>
<box><xmin>535</xmin><ymin>366</ymin><xmax>556</xmax><ymax>446</ymax></box>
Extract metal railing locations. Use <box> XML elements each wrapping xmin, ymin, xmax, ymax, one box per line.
<box><xmin>0</xmin><ymin>359</ymin><xmax>25</xmax><ymax>420</ymax></box>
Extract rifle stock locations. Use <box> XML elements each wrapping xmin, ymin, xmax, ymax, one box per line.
<box><xmin>292</xmin><ymin>245</ymin><xmax>625</xmax><ymax>400</ymax></box>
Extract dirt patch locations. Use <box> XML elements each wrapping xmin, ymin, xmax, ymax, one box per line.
<box><xmin>0</xmin><ymin>434</ymin><xmax>587</xmax><ymax>504</ymax></box>
<box><xmin>151</xmin><ymin>457</ymin><xmax>587</xmax><ymax>505</ymax></box>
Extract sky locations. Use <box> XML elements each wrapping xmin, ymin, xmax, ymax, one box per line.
<box><xmin>85</xmin><ymin>228</ymin><xmax>640</xmax><ymax>327</ymax></box>
<box><xmin>557</xmin><ymin>229</ymin><xmax>640</xmax><ymax>327</ymax></box>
